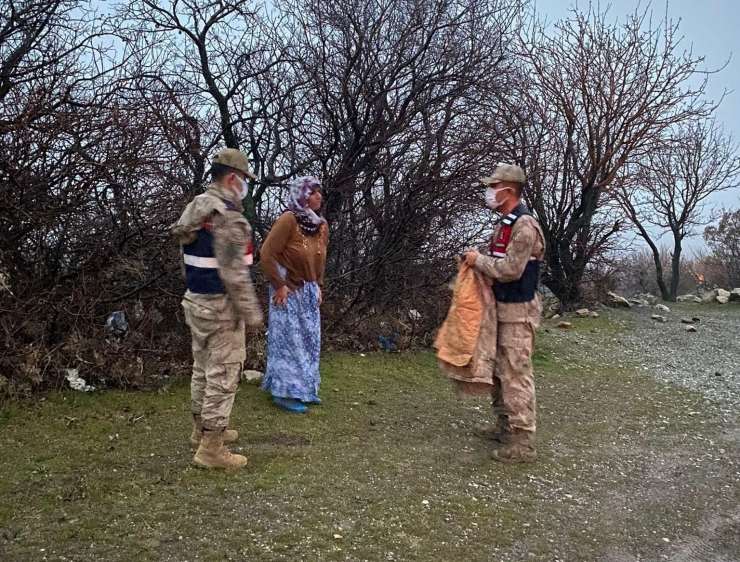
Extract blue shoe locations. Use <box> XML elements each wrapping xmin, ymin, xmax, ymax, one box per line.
<box><xmin>303</xmin><ymin>397</ymin><xmax>322</xmax><ymax>405</ymax></box>
<box><xmin>273</xmin><ymin>397</ymin><xmax>308</xmax><ymax>413</ymax></box>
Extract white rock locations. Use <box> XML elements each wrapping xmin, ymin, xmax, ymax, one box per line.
<box><xmin>655</xmin><ymin>304</ymin><xmax>670</xmax><ymax>313</ymax></box>
<box><xmin>701</xmin><ymin>288</ymin><xmax>725</xmax><ymax>303</ymax></box>
<box><xmin>637</xmin><ymin>293</ymin><xmax>659</xmax><ymax>305</ymax></box>
<box><xmin>651</xmin><ymin>314</ymin><xmax>667</xmax><ymax>323</ymax></box>
<box><xmin>607</xmin><ymin>292</ymin><xmax>631</xmax><ymax>308</ymax></box>
<box><xmin>684</xmin><ymin>325</ymin><xmax>697</xmax><ymax>332</ymax></box>
<box><xmin>241</xmin><ymin>370</ymin><xmax>264</xmax><ymax>384</ymax></box>
<box><xmin>703</xmin><ymin>288</ymin><xmax>731</xmax><ymax>303</ymax></box>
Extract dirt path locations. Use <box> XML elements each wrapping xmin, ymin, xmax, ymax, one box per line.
<box><xmin>541</xmin><ymin>302</ymin><xmax>740</xmax><ymax>562</ymax></box>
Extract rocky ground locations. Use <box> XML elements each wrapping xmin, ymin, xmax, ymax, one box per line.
<box><xmin>543</xmin><ymin>301</ymin><xmax>740</xmax><ymax>561</ymax></box>
<box><xmin>548</xmin><ymin>301</ymin><xmax>740</xmax><ymax>421</ymax></box>
<box><xmin>0</xmin><ymin>302</ymin><xmax>738</xmax><ymax>561</ymax></box>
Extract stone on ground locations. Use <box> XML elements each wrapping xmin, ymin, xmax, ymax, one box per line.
<box><xmin>607</xmin><ymin>292</ymin><xmax>631</xmax><ymax>308</ymax></box>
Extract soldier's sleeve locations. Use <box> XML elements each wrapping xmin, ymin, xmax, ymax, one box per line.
<box><xmin>212</xmin><ymin>211</ymin><xmax>263</xmax><ymax>327</ymax></box>
<box><xmin>474</xmin><ymin>218</ymin><xmax>539</xmax><ymax>283</ymax></box>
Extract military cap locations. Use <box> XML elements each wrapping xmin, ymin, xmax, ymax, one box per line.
<box><xmin>212</xmin><ymin>148</ymin><xmax>258</xmax><ymax>179</ymax></box>
<box><xmin>480</xmin><ymin>163</ymin><xmax>526</xmax><ymax>185</ymax></box>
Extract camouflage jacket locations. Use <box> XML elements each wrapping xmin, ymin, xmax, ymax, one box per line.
<box><xmin>171</xmin><ymin>183</ymin><xmax>262</xmax><ymax>326</ymax></box>
<box><xmin>474</xmin><ymin>213</ymin><xmax>545</xmax><ymax>325</ymax></box>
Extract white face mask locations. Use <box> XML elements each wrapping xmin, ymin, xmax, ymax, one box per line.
<box><xmin>485</xmin><ymin>186</ymin><xmax>509</xmax><ymax>210</ymax></box>
<box><xmin>236</xmin><ymin>176</ymin><xmax>249</xmax><ymax>200</ymax></box>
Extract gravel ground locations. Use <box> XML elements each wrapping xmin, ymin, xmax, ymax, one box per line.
<box><xmin>548</xmin><ymin>302</ymin><xmax>740</xmax><ymax>411</ymax></box>
<box><xmin>619</xmin><ymin>305</ymin><xmax>740</xmax><ymax>407</ymax></box>
<box><xmin>542</xmin><ymin>302</ymin><xmax>740</xmax><ymax>562</ymax></box>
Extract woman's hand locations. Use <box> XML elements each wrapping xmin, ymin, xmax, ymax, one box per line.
<box><xmin>464</xmin><ymin>250</ymin><xmax>480</xmax><ymax>266</ymax></box>
<box><xmin>273</xmin><ymin>286</ymin><xmax>290</xmax><ymax>307</ymax></box>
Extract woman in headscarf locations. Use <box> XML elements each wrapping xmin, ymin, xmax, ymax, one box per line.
<box><xmin>260</xmin><ymin>176</ymin><xmax>328</xmax><ymax>412</ymax></box>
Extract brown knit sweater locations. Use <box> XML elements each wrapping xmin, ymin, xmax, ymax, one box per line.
<box><xmin>260</xmin><ymin>212</ymin><xmax>328</xmax><ymax>290</ymax></box>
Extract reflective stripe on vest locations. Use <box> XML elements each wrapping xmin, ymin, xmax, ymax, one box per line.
<box><xmin>184</xmin><ymin>255</ymin><xmax>253</xmax><ymax>268</ymax></box>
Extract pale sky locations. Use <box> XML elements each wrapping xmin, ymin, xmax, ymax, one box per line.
<box><xmin>535</xmin><ymin>0</ymin><xmax>740</xmax><ymax>250</ymax></box>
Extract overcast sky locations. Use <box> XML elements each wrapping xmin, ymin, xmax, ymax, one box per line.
<box><xmin>534</xmin><ymin>0</ymin><xmax>740</xmax><ymax>250</ymax></box>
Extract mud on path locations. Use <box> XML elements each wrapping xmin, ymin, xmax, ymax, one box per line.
<box><xmin>0</xmin><ymin>303</ymin><xmax>738</xmax><ymax>561</ymax></box>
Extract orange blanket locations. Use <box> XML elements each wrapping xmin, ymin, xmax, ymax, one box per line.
<box><xmin>434</xmin><ymin>261</ymin><xmax>497</xmax><ymax>398</ymax></box>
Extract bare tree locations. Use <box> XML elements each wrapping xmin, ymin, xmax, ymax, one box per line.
<box><xmin>115</xmin><ymin>0</ymin><xmax>314</xmax><ymax>236</ymax></box>
<box><xmin>498</xmin><ymin>5</ymin><xmax>719</xmax><ymax>306</ymax></box>
<box><xmin>704</xmin><ymin>207</ymin><xmax>740</xmax><ymax>288</ymax></box>
<box><xmin>280</xmin><ymin>0</ymin><xmax>522</xmax><ymax>322</ymax></box>
<box><xmin>616</xmin><ymin>120</ymin><xmax>740</xmax><ymax>301</ymax></box>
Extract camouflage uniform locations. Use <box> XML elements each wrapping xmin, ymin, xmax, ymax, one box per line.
<box><xmin>172</xmin><ymin>182</ymin><xmax>262</xmax><ymax>431</ymax></box>
<box><xmin>475</xmin><ymin>214</ymin><xmax>545</xmax><ymax>433</ymax></box>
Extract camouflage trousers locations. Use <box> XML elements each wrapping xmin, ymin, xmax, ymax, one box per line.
<box><xmin>491</xmin><ymin>322</ymin><xmax>536</xmax><ymax>432</ymax></box>
<box><xmin>182</xmin><ymin>292</ymin><xmax>246</xmax><ymax>430</ymax></box>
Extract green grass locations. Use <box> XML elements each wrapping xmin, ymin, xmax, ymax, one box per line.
<box><xmin>0</xmin><ymin>314</ymin><xmax>738</xmax><ymax>561</ymax></box>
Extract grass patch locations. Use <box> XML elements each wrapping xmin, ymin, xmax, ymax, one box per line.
<box><xmin>0</xmin><ymin>316</ymin><xmax>737</xmax><ymax>561</ymax></box>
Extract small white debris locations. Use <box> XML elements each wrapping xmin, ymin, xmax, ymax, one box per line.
<box><xmin>662</xmin><ymin>537</ymin><xmax>670</xmax><ymax>543</ymax></box>
<box><xmin>333</xmin><ymin>534</ymin><xmax>343</xmax><ymax>539</ymax></box>
<box><xmin>65</xmin><ymin>369</ymin><xmax>95</xmax><ymax>392</ymax></box>
<box><xmin>422</xmin><ymin>500</ymin><xmax>429</xmax><ymax>506</ymax></box>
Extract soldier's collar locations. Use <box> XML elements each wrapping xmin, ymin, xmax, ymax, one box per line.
<box><xmin>206</xmin><ymin>182</ymin><xmax>244</xmax><ymax>212</ymax></box>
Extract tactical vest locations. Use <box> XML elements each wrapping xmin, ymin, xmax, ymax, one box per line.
<box><xmin>489</xmin><ymin>204</ymin><xmax>540</xmax><ymax>303</ymax></box>
<box><xmin>182</xmin><ymin>199</ymin><xmax>253</xmax><ymax>294</ymax></box>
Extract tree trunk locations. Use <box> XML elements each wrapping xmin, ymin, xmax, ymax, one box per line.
<box><xmin>628</xmin><ymin>217</ymin><xmax>670</xmax><ymax>301</ymax></box>
<box><xmin>649</xmin><ymin>243</ymin><xmax>670</xmax><ymax>302</ymax></box>
<box><xmin>668</xmin><ymin>233</ymin><xmax>682</xmax><ymax>301</ymax></box>
<box><xmin>542</xmin><ymin>243</ymin><xmax>583</xmax><ymax>308</ymax></box>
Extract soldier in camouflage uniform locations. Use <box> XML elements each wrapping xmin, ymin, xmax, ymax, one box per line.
<box><xmin>465</xmin><ymin>164</ymin><xmax>545</xmax><ymax>464</ymax></box>
<box><xmin>171</xmin><ymin>148</ymin><xmax>263</xmax><ymax>469</ymax></box>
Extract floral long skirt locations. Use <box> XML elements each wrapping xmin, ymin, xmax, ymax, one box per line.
<box><xmin>261</xmin><ymin>274</ymin><xmax>321</xmax><ymax>402</ymax></box>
